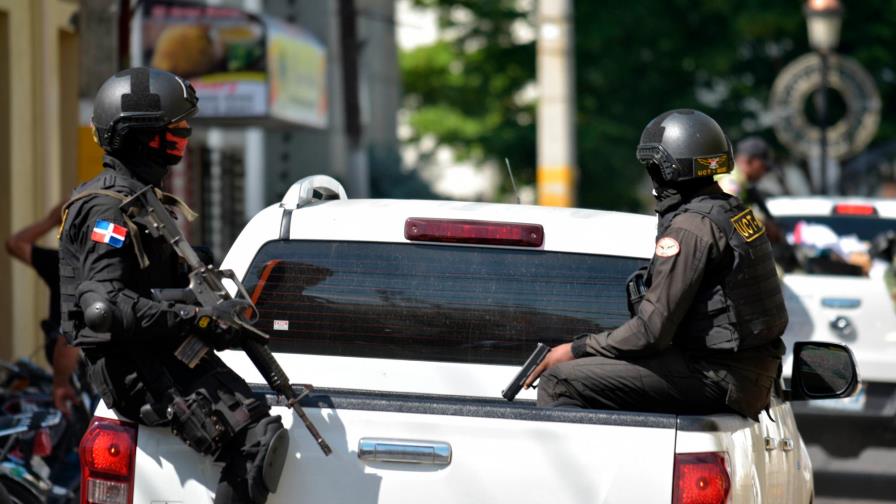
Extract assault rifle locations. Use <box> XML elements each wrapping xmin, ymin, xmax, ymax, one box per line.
<box><xmin>120</xmin><ymin>186</ymin><xmax>332</xmax><ymax>456</ymax></box>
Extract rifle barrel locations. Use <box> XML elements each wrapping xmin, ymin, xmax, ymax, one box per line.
<box><xmin>243</xmin><ymin>339</ymin><xmax>332</xmax><ymax>455</ymax></box>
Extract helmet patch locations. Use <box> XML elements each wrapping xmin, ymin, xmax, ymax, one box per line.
<box><xmin>655</xmin><ymin>237</ymin><xmax>680</xmax><ymax>257</ymax></box>
<box><xmin>694</xmin><ymin>154</ymin><xmax>731</xmax><ymax>177</ymax></box>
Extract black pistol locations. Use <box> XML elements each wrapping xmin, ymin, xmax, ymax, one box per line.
<box><xmin>502</xmin><ymin>343</ymin><xmax>550</xmax><ymax>401</ymax></box>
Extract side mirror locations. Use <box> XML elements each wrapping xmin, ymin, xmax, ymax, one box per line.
<box><xmin>788</xmin><ymin>342</ymin><xmax>859</xmax><ymax>401</ymax></box>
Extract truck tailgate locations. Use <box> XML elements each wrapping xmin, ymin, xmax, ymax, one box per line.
<box><xmin>134</xmin><ymin>390</ymin><xmax>677</xmax><ymax>503</ymax></box>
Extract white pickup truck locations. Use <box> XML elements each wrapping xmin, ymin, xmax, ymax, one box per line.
<box><xmin>79</xmin><ymin>177</ymin><xmax>858</xmax><ymax>504</ymax></box>
<box><xmin>767</xmin><ymin>196</ymin><xmax>896</xmax><ymax>456</ymax></box>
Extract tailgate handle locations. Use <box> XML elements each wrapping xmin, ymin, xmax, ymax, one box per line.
<box><xmin>358</xmin><ymin>438</ymin><xmax>451</xmax><ymax>466</ymax></box>
<box><xmin>821</xmin><ymin>298</ymin><xmax>861</xmax><ymax>309</ymax></box>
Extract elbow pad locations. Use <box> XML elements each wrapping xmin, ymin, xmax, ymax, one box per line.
<box><xmin>77</xmin><ymin>282</ymin><xmax>197</xmax><ymax>343</ymax></box>
<box><xmin>82</xmin><ymin>296</ymin><xmax>117</xmax><ymax>333</ymax></box>
<box><xmin>76</xmin><ymin>281</ymin><xmax>131</xmax><ymax>335</ymax></box>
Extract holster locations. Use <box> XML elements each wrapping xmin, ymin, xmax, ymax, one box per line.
<box><xmin>167</xmin><ymin>392</ymin><xmax>226</xmax><ymax>455</ymax></box>
<box><xmin>626</xmin><ymin>266</ymin><xmax>650</xmax><ymax>317</ymax></box>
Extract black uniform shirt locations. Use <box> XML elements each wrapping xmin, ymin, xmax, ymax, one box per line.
<box><xmin>572</xmin><ymin>212</ymin><xmax>723</xmax><ymax>359</ymax></box>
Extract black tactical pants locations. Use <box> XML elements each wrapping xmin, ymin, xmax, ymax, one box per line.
<box><xmin>536</xmin><ymin>347</ymin><xmax>731</xmax><ymax>414</ymax></box>
<box><xmin>167</xmin><ymin>365</ymin><xmax>285</xmax><ymax>504</ymax></box>
<box><xmin>87</xmin><ymin>351</ymin><xmax>285</xmax><ymax>504</ymax></box>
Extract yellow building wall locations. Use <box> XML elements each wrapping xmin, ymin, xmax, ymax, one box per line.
<box><xmin>0</xmin><ymin>0</ymin><xmax>79</xmax><ymax>363</ymax></box>
<box><xmin>78</xmin><ymin>126</ymin><xmax>105</xmax><ymax>182</ymax></box>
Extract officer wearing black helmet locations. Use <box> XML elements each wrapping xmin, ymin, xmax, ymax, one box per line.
<box><xmin>59</xmin><ymin>68</ymin><xmax>286</xmax><ymax>503</ymax></box>
<box><xmin>525</xmin><ymin>109</ymin><xmax>788</xmax><ymax>419</ymax></box>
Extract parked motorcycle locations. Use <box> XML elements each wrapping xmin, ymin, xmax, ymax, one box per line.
<box><xmin>0</xmin><ymin>358</ymin><xmax>94</xmax><ymax>503</ymax></box>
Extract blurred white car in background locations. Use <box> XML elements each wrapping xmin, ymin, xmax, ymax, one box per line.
<box><xmin>768</xmin><ymin>196</ymin><xmax>896</xmax><ymax>456</ymax></box>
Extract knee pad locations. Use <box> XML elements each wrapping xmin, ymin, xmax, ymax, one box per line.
<box><xmin>246</xmin><ymin>416</ymin><xmax>288</xmax><ymax>502</ymax></box>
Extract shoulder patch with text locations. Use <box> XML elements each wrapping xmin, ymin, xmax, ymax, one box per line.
<box><xmin>655</xmin><ymin>237</ymin><xmax>680</xmax><ymax>257</ymax></box>
<box><xmin>694</xmin><ymin>153</ymin><xmax>731</xmax><ymax>177</ymax></box>
<box><xmin>730</xmin><ymin>208</ymin><xmax>765</xmax><ymax>242</ymax></box>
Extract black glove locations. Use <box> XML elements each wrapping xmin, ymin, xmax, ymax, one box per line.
<box><xmin>193</xmin><ymin>299</ymin><xmax>254</xmax><ymax>350</ymax></box>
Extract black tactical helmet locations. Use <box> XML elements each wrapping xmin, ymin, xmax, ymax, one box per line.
<box><xmin>92</xmin><ymin>67</ymin><xmax>198</xmax><ymax>152</ymax></box>
<box><xmin>636</xmin><ymin>109</ymin><xmax>733</xmax><ymax>182</ymax></box>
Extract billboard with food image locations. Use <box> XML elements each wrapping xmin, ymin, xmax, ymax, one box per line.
<box><xmin>139</xmin><ymin>0</ymin><xmax>328</xmax><ymax>126</ymax></box>
<box><xmin>140</xmin><ymin>0</ymin><xmax>268</xmax><ymax>118</ymax></box>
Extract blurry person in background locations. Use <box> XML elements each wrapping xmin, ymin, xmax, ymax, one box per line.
<box><xmin>878</xmin><ymin>179</ymin><xmax>896</xmax><ymax>199</ymax></box>
<box><xmin>719</xmin><ymin>136</ymin><xmax>796</xmax><ymax>269</ymax></box>
<box><xmin>5</xmin><ymin>202</ymin><xmax>82</xmax><ymax>415</ymax></box>
<box><xmin>719</xmin><ymin>136</ymin><xmax>782</xmax><ymax>196</ymax></box>
<box><xmin>719</xmin><ymin>137</ymin><xmax>781</xmax><ymax>236</ymax></box>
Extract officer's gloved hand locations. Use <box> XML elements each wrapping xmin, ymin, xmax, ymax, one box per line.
<box><xmin>193</xmin><ymin>299</ymin><xmax>254</xmax><ymax>350</ymax></box>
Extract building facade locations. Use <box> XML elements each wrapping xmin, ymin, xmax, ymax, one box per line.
<box><xmin>0</xmin><ymin>0</ymin><xmax>79</xmax><ymax>361</ymax></box>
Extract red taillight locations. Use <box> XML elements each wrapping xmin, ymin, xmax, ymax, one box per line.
<box><xmin>833</xmin><ymin>203</ymin><xmax>876</xmax><ymax>216</ymax></box>
<box><xmin>672</xmin><ymin>452</ymin><xmax>730</xmax><ymax>504</ymax></box>
<box><xmin>405</xmin><ymin>218</ymin><xmax>544</xmax><ymax>247</ymax></box>
<box><xmin>80</xmin><ymin>417</ymin><xmax>137</xmax><ymax>504</ymax></box>
<box><xmin>32</xmin><ymin>428</ymin><xmax>52</xmax><ymax>457</ymax></box>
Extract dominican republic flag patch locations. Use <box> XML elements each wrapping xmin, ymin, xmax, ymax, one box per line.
<box><xmin>91</xmin><ymin>220</ymin><xmax>128</xmax><ymax>248</ymax></box>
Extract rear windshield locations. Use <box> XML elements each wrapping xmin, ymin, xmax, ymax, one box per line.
<box><xmin>243</xmin><ymin>241</ymin><xmax>645</xmax><ymax>365</ymax></box>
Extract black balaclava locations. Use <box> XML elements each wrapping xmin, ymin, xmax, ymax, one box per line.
<box><xmin>647</xmin><ymin>162</ymin><xmax>716</xmax><ymax>229</ymax></box>
<box><xmin>109</xmin><ymin>127</ymin><xmax>191</xmax><ymax>187</ymax></box>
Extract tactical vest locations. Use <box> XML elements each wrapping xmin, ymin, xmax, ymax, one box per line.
<box><xmin>651</xmin><ymin>192</ymin><xmax>788</xmax><ymax>351</ymax></box>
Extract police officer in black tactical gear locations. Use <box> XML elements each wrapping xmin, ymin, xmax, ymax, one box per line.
<box><xmin>59</xmin><ymin>68</ymin><xmax>287</xmax><ymax>503</ymax></box>
<box><xmin>525</xmin><ymin>109</ymin><xmax>789</xmax><ymax>420</ymax></box>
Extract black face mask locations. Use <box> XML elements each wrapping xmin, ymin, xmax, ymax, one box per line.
<box><xmin>646</xmin><ymin>162</ymin><xmax>715</xmax><ymax>216</ymax></box>
<box><xmin>646</xmin><ymin>163</ymin><xmax>667</xmax><ymax>192</ymax></box>
<box><xmin>112</xmin><ymin>150</ymin><xmax>168</xmax><ymax>187</ymax></box>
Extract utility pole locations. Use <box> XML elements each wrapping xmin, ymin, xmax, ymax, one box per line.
<box><xmin>339</xmin><ymin>0</ymin><xmax>370</xmax><ymax>197</ymax></box>
<box><xmin>118</xmin><ymin>0</ymin><xmax>131</xmax><ymax>68</ymax></box>
<box><xmin>536</xmin><ymin>0</ymin><xmax>576</xmax><ymax>207</ymax></box>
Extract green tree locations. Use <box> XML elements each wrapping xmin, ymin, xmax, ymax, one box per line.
<box><xmin>401</xmin><ymin>0</ymin><xmax>536</xmax><ymax>197</ymax></box>
<box><xmin>401</xmin><ymin>0</ymin><xmax>896</xmax><ymax>210</ymax></box>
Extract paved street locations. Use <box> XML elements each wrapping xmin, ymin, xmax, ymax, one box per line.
<box><xmin>810</xmin><ymin>444</ymin><xmax>896</xmax><ymax>503</ymax></box>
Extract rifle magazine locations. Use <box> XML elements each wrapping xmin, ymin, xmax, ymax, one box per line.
<box><xmin>175</xmin><ymin>335</ymin><xmax>210</xmax><ymax>368</ymax></box>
